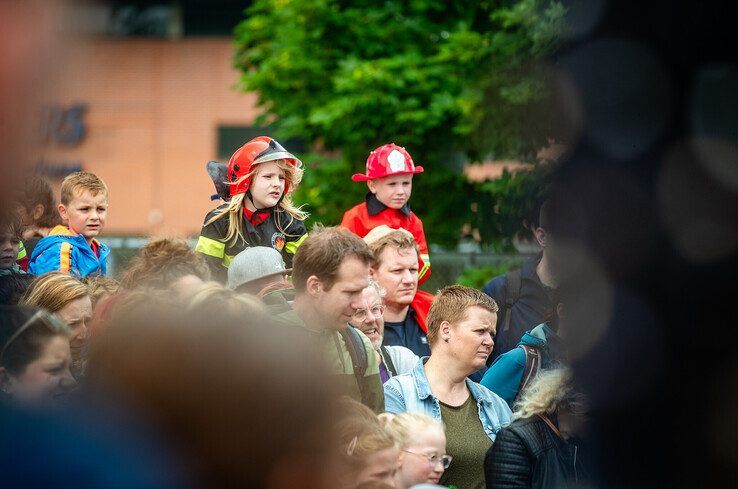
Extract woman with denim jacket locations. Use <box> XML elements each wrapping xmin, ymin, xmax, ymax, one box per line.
<box><xmin>384</xmin><ymin>285</ymin><xmax>512</xmax><ymax>489</ymax></box>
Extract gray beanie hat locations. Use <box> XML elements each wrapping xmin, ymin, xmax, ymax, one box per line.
<box><xmin>227</xmin><ymin>246</ymin><xmax>291</xmax><ymax>290</ymax></box>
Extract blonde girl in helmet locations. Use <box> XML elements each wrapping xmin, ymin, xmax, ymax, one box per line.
<box><xmin>196</xmin><ymin>136</ymin><xmax>308</xmax><ymax>282</ymax></box>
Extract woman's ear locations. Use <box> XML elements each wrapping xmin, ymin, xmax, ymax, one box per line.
<box><xmin>440</xmin><ymin>320</ymin><xmax>452</xmax><ymax>342</ymax></box>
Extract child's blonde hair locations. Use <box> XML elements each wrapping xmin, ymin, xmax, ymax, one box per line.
<box><xmin>336</xmin><ymin>397</ymin><xmax>397</xmax><ymax>477</ymax></box>
<box><xmin>206</xmin><ymin>159</ymin><xmax>308</xmax><ymax>245</ymax></box>
<box><xmin>378</xmin><ymin>412</ymin><xmax>444</xmax><ymax>449</ymax></box>
<box><xmin>60</xmin><ymin>171</ymin><xmax>108</xmax><ymax>205</ymax></box>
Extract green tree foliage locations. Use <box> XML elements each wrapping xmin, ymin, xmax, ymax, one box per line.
<box><xmin>234</xmin><ymin>0</ymin><xmax>565</xmax><ymax>249</ymax></box>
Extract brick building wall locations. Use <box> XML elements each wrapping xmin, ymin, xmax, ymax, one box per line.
<box><xmin>37</xmin><ymin>37</ymin><xmax>258</xmax><ymax>237</ymax></box>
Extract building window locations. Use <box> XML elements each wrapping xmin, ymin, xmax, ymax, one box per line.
<box><xmin>217</xmin><ymin>126</ymin><xmax>306</xmax><ymax>161</ymax></box>
<box><xmin>110</xmin><ymin>3</ymin><xmax>183</xmax><ymax>38</ymax></box>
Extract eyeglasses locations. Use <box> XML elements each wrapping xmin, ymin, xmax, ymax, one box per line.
<box><xmin>402</xmin><ymin>450</ymin><xmax>453</xmax><ymax>469</ymax></box>
<box><xmin>351</xmin><ymin>304</ymin><xmax>385</xmax><ymax>322</ymax></box>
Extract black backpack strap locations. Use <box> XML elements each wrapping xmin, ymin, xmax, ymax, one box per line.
<box><xmin>514</xmin><ymin>344</ymin><xmax>541</xmax><ymax>404</ymax></box>
<box><xmin>502</xmin><ymin>269</ymin><xmax>522</xmax><ymax>332</ymax></box>
<box><xmin>380</xmin><ymin>345</ymin><xmax>398</xmax><ymax>377</ymax></box>
<box><xmin>340</xmin><ymin>326</ymin><xmax>369</xmax><ymax>380</ymax></box>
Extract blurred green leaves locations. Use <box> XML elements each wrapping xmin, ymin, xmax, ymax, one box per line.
<box><xmin>234</xmin><ymin>0</ymin><xmax>565</xmax><ymax>249</ymax></box>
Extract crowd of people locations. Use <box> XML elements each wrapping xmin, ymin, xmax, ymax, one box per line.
<box><xmin>1</xmin><ymin>136</ymin><xmax>588</xmax><ymax>488</ymax></box>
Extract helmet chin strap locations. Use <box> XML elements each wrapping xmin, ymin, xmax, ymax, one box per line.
<box><xmin>245</xmin><ymin>190</ymin><xmax>284</xmax><ymax>213</ymax></box>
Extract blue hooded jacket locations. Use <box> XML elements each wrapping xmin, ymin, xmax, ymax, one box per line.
<box><xmin>29</xmin><ymin>225</ymin><xmax>110</xmax><ymax>278</ymax></box>
<box><xmin>480</xmin><ymin>322</ymin><xmax>565</xmax><ymax>408</ymax></box>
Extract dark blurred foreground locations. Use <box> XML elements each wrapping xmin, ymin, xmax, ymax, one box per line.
<box><xmin>548</xmin><ymin>0</ymin><xmax>737</xmax><ymax>486</ymax></box>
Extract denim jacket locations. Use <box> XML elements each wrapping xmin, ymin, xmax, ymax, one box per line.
<box><xmin>384</xmin><ymin>357</ymin><xmax>512</xmax><ymax>441</ymax></box>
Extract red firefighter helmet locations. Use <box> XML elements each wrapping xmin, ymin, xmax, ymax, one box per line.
<box><xmin>351</xmin><ymin>143</ymin><xmax>424</xmax><ymax>182</ymax></box>
<box><xmin>227</xmin><ymin>136</ymin><xmax>302</xmax><ymax>197</ymax></box>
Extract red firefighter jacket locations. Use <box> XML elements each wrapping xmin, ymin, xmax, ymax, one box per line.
<box><xmin>341</xmin><ymin>193</ymin><xmax>431</xmax><ymax>284</ymax></box>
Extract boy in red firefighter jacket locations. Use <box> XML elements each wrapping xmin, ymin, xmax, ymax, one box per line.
<box><xmin>340</xmin><ymin>144</ymin><xmax>431</xmax><ymax>284</ymax></box>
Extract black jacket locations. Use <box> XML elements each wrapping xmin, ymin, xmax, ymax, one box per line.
<box><xmin>195</xmin><ymin>203</ymin><xmax>307</xmax><ymax>283</ymax></box>
<box><xmin>485</xmin><ymin>415</ymin><xmax>585</xmax><ymax>489</ymax></box>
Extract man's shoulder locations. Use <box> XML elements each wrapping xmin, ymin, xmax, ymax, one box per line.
<box><xmin>384</xmin><ymin>345</ymin><xmax>420</xmax><ymax>375</ymax></box>
<box><xmin>482</xmin><ymin>272</ymin><xmax>509</xmax><ymax>299</ymax></box>
<box><xmin>273</xmin><ymin>307</ymin><xmax>304</xmax><ymax>327</ymax></box>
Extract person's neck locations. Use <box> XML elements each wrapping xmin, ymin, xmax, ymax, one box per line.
<box><xmin>383</xmin><ymin>301</ymin><xmax>410</xmax><ymax>322</ymax></box>
<box><xmin>424</xmin><ymin>354</ymin><xmax>469</xmax><ymax>396</ymax></box>
<box><xmin>244</xmin><ymin>197</ymin><xmax>258</xmax><ymax>212</ymax></box>
<box><xmin>71</xmin><ymin>227</ymin><xmax>94</xmax><ymax>246</ymax></box>
<box><xmin>536</xmin><ymin>252</ymin><xmax>557</xmax><ymax>288</ymax></box>
<box><xmin>292</xmin><ymin>295</ymin><xmax>327</xmax><ymax>332</ymax></box>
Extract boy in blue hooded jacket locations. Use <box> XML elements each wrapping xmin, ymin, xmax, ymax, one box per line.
<box><xmin>29</xmin><ymin>171</ymin><xmax>110</xmax><ymax>278</ymax></box>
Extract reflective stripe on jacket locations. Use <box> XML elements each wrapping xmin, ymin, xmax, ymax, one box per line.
<box><xmin>196</xmin><ymin>203</ymin><xmax>307</xmax><ymax>282</ymax></box>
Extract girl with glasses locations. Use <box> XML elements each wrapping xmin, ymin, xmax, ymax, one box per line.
<box><xmin>380</xmin><ymin>412</ymin><xmax>449</xmax><ymax>488</ymax></box>
<box><xmin>0</xmin><ymin>306</ymin><xmax>76</xmax><ymax>405</ymax></box>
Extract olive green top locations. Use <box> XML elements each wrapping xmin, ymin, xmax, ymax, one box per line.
<box><xmin>439</xmin><ymin>395</ymin><xmax>493</xmax><ymax>489</ymax></box>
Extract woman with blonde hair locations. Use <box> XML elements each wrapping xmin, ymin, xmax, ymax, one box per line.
<box><xmin>379</xmin><ymin>412</ymin><xmax>450</xmax><ymax>488</ymax></box>
<box><xmin>484</xmin><ymin>368</ymin><xmax>588</xmax><ymax>488</ymax></box>
<box><xmin>20</xmin><ymin>272</ymin><xmax>91</xmax><ymax>374</ymax></box>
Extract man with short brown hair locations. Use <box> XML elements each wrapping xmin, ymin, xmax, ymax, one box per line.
<box><xmin>276</xmin><ymin>225</ymin><xmax>384</xmax><ymax>412</ymax></box>
<box><xmin>368</xmin><ymin>230</ymin><xmax>434</xmax><ymax>357</ymax></box>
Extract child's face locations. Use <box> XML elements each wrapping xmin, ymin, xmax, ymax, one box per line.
<box><xmin>250</xmin><ymin>161</ymin><xmax>286</xmax><ymax>209</ymax></box>
<box><xmin>398</xmin><ymin>426</ymin><xmax>447</xmax><ymax>486</ymax></box>
<box><xmin>0</xmin><ymin>229</ymin><xmax>20</xmax><ymax>269</ymax></box>
<box><xmin>367</xmin><ymin>174</ymin><xmax>412</xmax><ymax>209</ymax></box>
<box><xmin>59</xmin><ymin>190</ymin><xmax>108</xmax><ymax>241</ymax></box>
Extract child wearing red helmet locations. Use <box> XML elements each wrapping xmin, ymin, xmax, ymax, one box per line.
<box><xmin>196</xmin><ymin>136</ymin><xmax>308</xmax><ymax>282</ymax></box>
<box><xmin>341</xmin><ymin>144</ymin><xmax>431</xmax><ymax>284</ymax></box>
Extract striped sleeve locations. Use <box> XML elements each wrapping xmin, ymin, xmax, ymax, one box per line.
<box><xmin>195</xmin><ymin>235</ymin><xmax>226</xmax><ymax>261</ymax></box>
<box><xmin>418</xmin><ymin>253</ymin><xmax>431</xmax><ymax>281</ymax></box>
<box><xmin>284</xmin><ymin>232</ymin><xmax>308</xmax><ymax>255</ymax></box>
<box><xmin>59</xmin><ymin>242</ymin><xmax>72</xmax><ymax>273</ymax></box>
<box><xmin>196</xmin><ymin>210</ymin><xmax>230</xmax><ymax>283</ymax></box>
